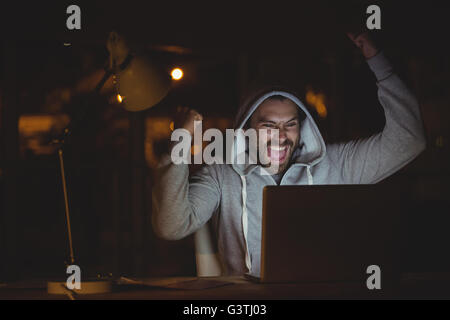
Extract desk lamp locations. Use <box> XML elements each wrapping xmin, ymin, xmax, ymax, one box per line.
<box><xmin>47</xmin><ymin>31</ymin><xmax>170</xmax><ymax>295</ymax></box>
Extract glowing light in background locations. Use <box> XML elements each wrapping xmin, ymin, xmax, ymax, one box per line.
<box><xmin>305</xmin><ymin>87</ymin><xmax>327</xmax><ymax>118</ymax></box>
<box><xmin>191</xmin><ymin>144</ymin><xmax>202</xmax><ymax>155</ymax></box>
<box><xmin>171</xmin><ymin>68</ymin><xmax>184</xmax><ymax>80</ymax></box>
<box><xmin>117</xmin><ymin>94</ymin><xmax>123</xmax><ymax>103</ymax></box>
<box><xmin>19</xmin><ymin>114</ymin><xmax>70</xmax><ymax>156</ymax></box>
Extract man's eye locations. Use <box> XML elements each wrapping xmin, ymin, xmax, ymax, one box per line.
<box><xmin>262</xmin><ymin>123</ymin><xmax>275</xmax><ymax>128</ymax></box>
<box><xmin>286</xmin><ymin>122</ymin><xmax>298</xmax><ymax>127</ymax></box>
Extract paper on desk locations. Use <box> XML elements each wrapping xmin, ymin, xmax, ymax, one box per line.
<box><xmin>117</xmin><ymin>276</ymin><xmax>233</xmax><ymax>290</ymax></box>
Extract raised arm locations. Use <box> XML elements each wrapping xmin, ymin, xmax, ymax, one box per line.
<box><xmin>152</xmin><ymin>109</ymin><xmax>221</xmax><ymax>240</ymax></box>
<box><xmin>327</xmin><ymin>32</ymin><xmax>426</xmax><ymax>184</ymax></box>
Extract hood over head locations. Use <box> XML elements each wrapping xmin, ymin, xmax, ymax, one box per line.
<box><xmin>231</xmin><ymin>86</ymin><xmax>326</xmax><ymax>176</ymax></box>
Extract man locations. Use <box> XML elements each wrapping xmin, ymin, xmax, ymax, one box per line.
<box><xmin>152</xmin><ymin>33</ymin><xmax>426</xmax><ymax>277</ymax></box>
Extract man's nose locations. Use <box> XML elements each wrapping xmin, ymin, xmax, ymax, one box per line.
<box><xmin>278</xmin><ymin>128</ymin><xmax>287</xmax><ymax>145</ymax></box>
<box><xmin>270</xmin><ymin>128</ymin><xmax>287</xmax><ymax>145</ymax></box>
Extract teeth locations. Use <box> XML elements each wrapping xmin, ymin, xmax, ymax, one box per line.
<box><xmin>269</xmin><ymin>146</ymin><xmax>287</xmax><ymax>151</ymax></box>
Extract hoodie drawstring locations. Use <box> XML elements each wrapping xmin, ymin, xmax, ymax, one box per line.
<box><xmin>240</xmin><ymin>175</ymin><xmax>252</xmax><ymax>273</ymax></box>
<box><xmin>240</xmin><ymin>167</ymin><xmax>313</xmax><ymax>274</ymax></box>
<box><xmin>306</xmin><ymin>165</ymin><xmax>314</xmax><ymax>185</ymax></box>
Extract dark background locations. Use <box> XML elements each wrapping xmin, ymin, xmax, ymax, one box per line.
<box><xmin>1</xmin><ymin>1</ymin><xmax>449</xmax><ymax>281</ymax></box>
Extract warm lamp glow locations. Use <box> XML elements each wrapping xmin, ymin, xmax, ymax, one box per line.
<box><xmin>191</xmin><ymin>144</ymin><xmax>202</xmax><ymax>155</ymax></box>
<box><xmin>306</xmin><ymin>87</ymin><xmax>327</xmax><ymax>118</ymax></box>
<box><xmin>107</xmin><ymin>31</ymin><xmax>171</xmax><ymax>112</ymax></box>
<box><xmin>117</xmin><ymin>94</ymin><xmax>123</xmax><ymax>103</ymax></box>
<box><xmin>171</xmin><ymin>68</ymin><xmax>184</xmax><ymax>80</ymax></box>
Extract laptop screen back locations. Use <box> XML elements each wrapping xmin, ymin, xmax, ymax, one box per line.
<box><xmin>260</xmin><ymin>185</ymin><xmax>405</xmax><ymax>284</ymax></box>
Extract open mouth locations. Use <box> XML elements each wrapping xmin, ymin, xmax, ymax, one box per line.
<box><xmin>267</xmin><ymin>145</ymin><xmax>289</xmax><ymax>163</ymax></box>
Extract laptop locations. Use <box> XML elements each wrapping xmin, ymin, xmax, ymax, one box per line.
<box><xmin>248</xmin><ymin>184</ymin><xmax>405</xmax><ymax>284</ymax></box>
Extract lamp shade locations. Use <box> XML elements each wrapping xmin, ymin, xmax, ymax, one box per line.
<box><xmin>107</xmin><ymin>31</ymin><xmax>171</xmax><ymax>112</ymax></box>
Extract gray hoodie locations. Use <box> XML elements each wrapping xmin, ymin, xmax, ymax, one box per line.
<box><xmin>152</xmin><ymin>52</ymin><xmax>426</xmax><ymax>277</ymax></box>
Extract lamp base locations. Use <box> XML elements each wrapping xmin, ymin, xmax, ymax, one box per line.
<box><xmin>47</xmin><ymin>280</ymin><xmax>113</xmax><ymax>295</ymax></box>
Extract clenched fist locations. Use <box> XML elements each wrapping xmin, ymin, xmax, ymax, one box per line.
<box><xmin>173</xmin><ymin>106</ymin><xmax>203</xmax><ymax>137</ymax></box>
<box><xmin>347</xmin><ymin>31</ymin><xmax>380</xmax><ymax>59</ymax></box>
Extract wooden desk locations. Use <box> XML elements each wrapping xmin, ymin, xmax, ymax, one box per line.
<box><xmin>1</xmin><ymin>274</ymin><xmax>450</xmax><ymax>300</ymax></box>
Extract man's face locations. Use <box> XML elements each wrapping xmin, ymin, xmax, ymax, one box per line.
<box><xmin>248</xmin><ymin>98</ymin><xmax>301</xmax><ymax>174</ymax></box>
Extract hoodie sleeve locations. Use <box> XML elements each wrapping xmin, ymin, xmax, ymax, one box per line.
<box><xmin>328</xmin><ymin>52</ymin><xmax>426</xmax><ymax>184</ymax></box>
<box><xmin>151</xmin><ymin>153</ymin><xmax>221</xmax><ymax>240</ymax></box>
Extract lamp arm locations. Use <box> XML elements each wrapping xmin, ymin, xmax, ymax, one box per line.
<box><xmin>51</xmin><ymin>68</ymin><xmax>113</xmax><ymax>146</ymax></box>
